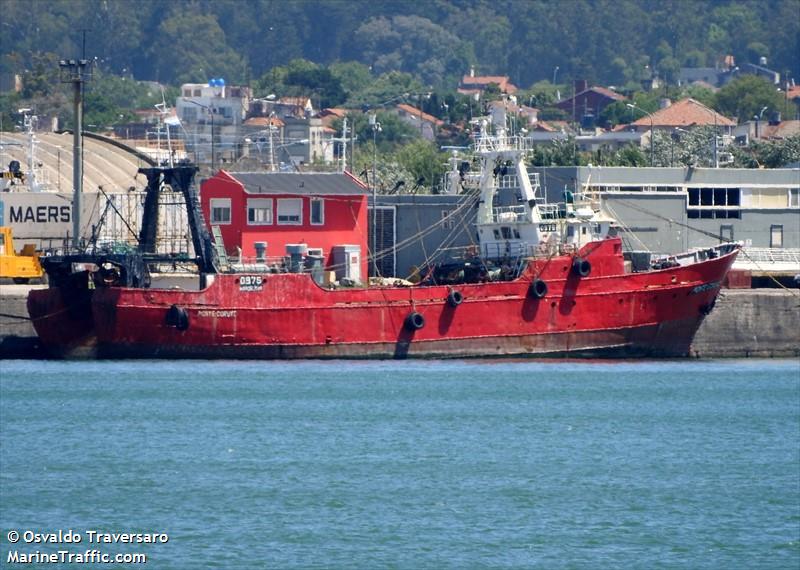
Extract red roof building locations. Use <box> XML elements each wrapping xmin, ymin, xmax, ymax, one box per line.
<box><xmin>555</xmin><ymin>85</ymin><xmax>626</xmax><ymax>122</ymax></box>
<box><xmin>628</xmin><ymin>98</ymin><xmax>736</xmax><ymax>130</ymax></box>
<box><xmin>395</xmin><ymin>103</ymin><xmax>445</xmax><ymax>141</ymax></box>
<box><xmin>458</xmin><ymin>67</ymin><xmax>518</xmax><ymax>95</ymax></box>
<box><xmin>201</xmin><ymin>171</ymin><xmax>369</xmax><ymax>279</ymax></box>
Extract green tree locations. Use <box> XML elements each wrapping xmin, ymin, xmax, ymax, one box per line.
<box><xmin>715</xmin><ymin>75</ymin><xmax>786</xmax><ymax>122</ymax></box>
<box><xmin>395</xmin><ymin>140</ymin><xmax>448</xmax><ymax>192</ymax></box>
<box><xmin>344</xmin><ymin>71</ymin><xmax>425</xmax><ymax>109</ymax></box>
<box><xmin>21</xmin><ymin>52</ymin><xmax>60</xmax><ymax>99</ymax></box>
<box><xmin>354</xmin><ymin>15</ymin><xmax>472</xmax><ymax>87</ymax></box>
<box><xmin>732</xmin><ymin>135</ymin><xmax>800</xmax><ymax>168</ymax></box>
<box><xmin>258</xmin><ymin>60</ymin><xmax>347</xmax><ymax>108</ymax></box>
<box><xmin>82</xmin><ymin>69</ymin><xmax>165</xmax><ymax>130</ymax></box>
<box><xmin>530</xmin><ymin>137</ymin><xmax>588</xmax><ymax>166</ymax></box>
<box><xmin>150</xmin><ymin>10</ymin><xmax>245</xmax><ymax>85</ymax></box>
<box><xmin>609</xmin><ymin>144</ymin><xmax>647</xmax><ymax>167</ymax></box>
<box><xmin>329</xmin><ymin>62</ymin><xmax>374</xmax><ymax>98</ymax></box>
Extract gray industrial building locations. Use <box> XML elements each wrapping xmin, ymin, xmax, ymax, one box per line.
<box><xmin>532</xmin><ymin>166</ymin><xmax>800</xmax><ymax>253</ymax></box>
<box><xmin>370</xmin><ymin>166</ymin><xmax>799</xmax><ymax>278</ymax></box>
<box><xmin>371</xmin><ymin>194</ymin><xmax>475</xmax><ymax>279</ymax></box>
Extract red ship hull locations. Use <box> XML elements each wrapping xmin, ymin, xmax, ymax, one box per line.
<box><xmin>28</xmin><ymin>239</ymin><xmax>739</xmax><ymax>359</ymax></box>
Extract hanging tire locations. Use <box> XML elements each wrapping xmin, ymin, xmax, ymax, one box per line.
<box><xmin>404</xmin><ymin>311</ymin><xmax>425</xmax><ymax>331</ymax></box>
<box><xmin>572</xmin><ymin>257</ymin><xmax>591</xmax><ymax>277</ymax></box>
<box><xmin>529</xmin><ymin>279</ymin><xmax>548</xmax><ymax>299</ymax></box>
<box><xmin>446</xmin><ymin>290</ymin><xmax>463</xmax><ymax>307</ymax></box>
<box><xmin>166</xmin><ymin>304</ymin><xmax>190</xmax><ymax>331</ymax></box>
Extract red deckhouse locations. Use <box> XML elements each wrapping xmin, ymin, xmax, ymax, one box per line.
<box><xmin>200</xmin><ymin>170</ymin><xmax>369</xmax><ymax>277</ymax></box>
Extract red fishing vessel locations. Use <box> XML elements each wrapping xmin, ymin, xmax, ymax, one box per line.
<box><xmin>28</xmin><ymin>119</ymin><xmax>739</xmax><ymax>359</ymax></box>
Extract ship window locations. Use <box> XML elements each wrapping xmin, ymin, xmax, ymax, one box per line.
<box><xmin>493</xmin><ymin>229</ymin><xmax>501</xmax><ymax>240</ymax></box>
<box><xmin>210</xmin><ymin>198</ymin><xmax>231</xmax><ymax>225</ymax></box>
<box><xmin>247</xmin><ymin>198</ymin><xmax>273</xmax><ymax>225</ymax></box>
<box><xmin>567</xmin><ymin>226</ymin><xmax>575</xmax><ymax>237</ymax></box>
<box><xmin>688</xmin><ymin>188</ymin><xmax>700</xmax><ymax>206</ymax></box>
<box><xmin>501</xmin><ymin>227</ymin><xmax>512</xmax><ymax>239</ymax></box>
<box><xmin>770</xmin><ymin>225</ymin><xmax>783</xmax><ymax>248</ymax></box>
<box><xmin>311</xmin><ymin>198</ymin><xmax>324</xmax><ymax>225</ymax></box>
<box><xmin>581</xmin><ymin>226</ymin><xmax>587</xmax><ymax>235</ymax></box>
<box><xmin>513</xmin><ymin>229</ymin><xmax>521</xmax><ymax>239</ymax></box>
<box><xmin>277</xmin><ymin>198</ymin><xmax>302</xmax><ymax>225</ymax></box>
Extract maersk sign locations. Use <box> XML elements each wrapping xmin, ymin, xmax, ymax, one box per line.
<box><xmin>0</xmin><ymin>192</ymin><xmax>104</xmax><ymax>248</ymax></box>
<box><xmin>8</xmin><ymin>204</ymin><xmax>71</xmax><ymax>224</ymax></box>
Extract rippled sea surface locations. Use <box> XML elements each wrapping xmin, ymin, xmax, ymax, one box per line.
<box><xmin>1</xmin><ymin>359</ymin><xmax>798</xmax><ymax>569</ymax></box>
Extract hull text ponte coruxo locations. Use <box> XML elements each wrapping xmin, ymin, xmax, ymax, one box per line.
<box><xmin>28</xmin><ymin>237</ymin><xmax>739</xmax><ymax>359</ymax></box>
<box><xmin>27</xmin><ymin>113</ymin><xmax>740</xmax><ymax>360</ymax></box>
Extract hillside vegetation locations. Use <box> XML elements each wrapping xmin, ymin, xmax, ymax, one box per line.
<box><xmin>4</xmin><ymin>0</ymin><xmax>798</xmax><ymax>90</ymax></box>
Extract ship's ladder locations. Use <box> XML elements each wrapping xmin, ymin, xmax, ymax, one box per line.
<box><xmin>211</xmin><ymin>225</ymin><xmax>229</xmax><ymax>271</ymax></box>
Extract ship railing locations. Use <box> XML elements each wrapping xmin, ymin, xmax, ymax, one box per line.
<box><xmin>492</xmin><ymin>205</ymin><xmax>528</xmax><ymax>223</ymax></box>
<box><xmin>480</xmin><ymin>241</ymin><xmax>530</xmax><ymax>259</ymax></box>
<box><xmin>474</xmin><ymin>133</ymin><xmax>531</xmax><ymax>154</ymax></box>
<box><xmin>227</xmin><ymin>255</ymin><xmax>293</xmax><ymax>273</ymax></box>
<box><xmin>653</xmin><ymin>243</ymin><xmax>739</xmax><ymax>268</ymax></box>
<box><xmin>538</xmin><ymin>203</ymin><xmax>561</xmax><ymax>219</ymax></box>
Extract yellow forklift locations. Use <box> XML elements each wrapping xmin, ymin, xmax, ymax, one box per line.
<box><xmin>0</xmin><ymin>226</ymin><xmax>44</xmax><ymax>283</ymax></box>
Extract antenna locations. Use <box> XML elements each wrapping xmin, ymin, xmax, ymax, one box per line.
<box><xmin>154</xmin><ymin>86</ymin><xmax>175</xmax><ymax>167</ymax></box>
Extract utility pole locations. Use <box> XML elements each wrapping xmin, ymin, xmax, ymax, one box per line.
<box><xmin>59</xmin><ymin>58</ymin><xmax>93</xmax><ymax>249</ymax></box>
<box><xmin>627</xmin><ymin>103</ymin><xmax>655</xmax><ymax>167</ymax></box>
<box><xmin>369</xmin><ymin>113</ymin><xmax>381</xmax><ymax>277</ymax></box>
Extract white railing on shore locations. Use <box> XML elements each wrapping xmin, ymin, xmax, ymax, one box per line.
<box><xmin>734</xmin><ymin>247</ymin><xmax>800</xmax><ymax>273</ymax></box>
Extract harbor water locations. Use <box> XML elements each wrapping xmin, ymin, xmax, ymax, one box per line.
<box><xmin>1</xmin><ymin>359</ymin><xmax>798</xmax><ymax>569</ymax></box>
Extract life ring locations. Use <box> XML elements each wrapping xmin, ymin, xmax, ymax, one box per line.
<box><xmin>404</xmin><ymin>311</ymin><xmax>425</xmax><ymax>331</ymax></box>
<box><xmin>529</xmin><ymin>279</ymin><xmax>548</xmax><ymax>299</ymax></box>
<box><xmin>166</xmin><ymin>304</ymin><xmax>190</xmax><ymax>331</ymax></box>
<box><xmin>446</xmin><ymin>290</ymin><xmax>464</xmax><ymax>307</ymax></box>
<box><xmin>572</xmin><ymin>257</ymin><xmax>591</xmax><ymax>277</ymax></box>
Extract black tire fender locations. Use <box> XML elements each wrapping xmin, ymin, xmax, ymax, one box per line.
<box><xmin>446</xmin><ymin>290</ymin><xmax>464</xmax><ymax>307</ymax></box>
<box><xmin>404</xmin><ymin>311</ymin><xmax>425</xmax><ymax>331</ymax></box>
<box><xmin>572</xmin><ymin>257</ymin><xmax>591</xmax><ymax>277</ymax></box>
<box><xmin>166</xmin><ymin>304</ymin><xmax>190</xmax><ymax>331</ymax></box>
<box><xmin>529</xmin><ymin>279</ymin><xmax>548</xmax><ymax>299</ymax></box>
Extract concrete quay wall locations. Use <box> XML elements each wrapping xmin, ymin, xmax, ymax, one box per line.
<box><xmin>1</xmin><ymin>285</ymin><xmax>798</xmax><ymax>359</ymax></box>
<box><xmin>690</xmin><ymin>289</ymin><xmax>799</xmax><ymax>358</ymax></box>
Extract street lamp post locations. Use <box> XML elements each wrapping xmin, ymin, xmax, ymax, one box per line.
<box><xmin>552</xmin><ymin>66</ymin><xmax>560</xmax><ymax>85</ymax></box>
<box><xmin>627</xmin><ymin>103</ymin><xmax>655</xmax><ymax>166</ymax></box>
